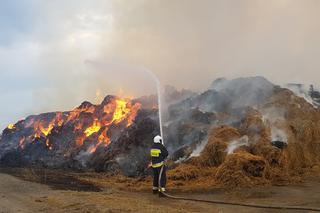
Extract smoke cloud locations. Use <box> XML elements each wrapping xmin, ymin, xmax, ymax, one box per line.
<box><xmin>1</xmin><ymin>0</ymin><xmax>320</xmax><ymax>129</ymax></box>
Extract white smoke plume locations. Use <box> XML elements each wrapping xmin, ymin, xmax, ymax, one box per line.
<box><xmin>190</xmin><ymin>137</ymin><xmax>209</xmax><ymax>157</ymax></box>
<box><xmin>284</xmin><ymin>83</ymin><xmax>319</xmax><ymax>108</ymax></box>
<box><xmin>226</xmin><ymin>135</ymin><xmax>249</xmax><ymax>155</ymax></box>
<box><xmin>262</xmin><ymin>107</ymin><xmax>288</xmax><ymax>143</ymax></box>
<box><xmin>271</xmin><ymin>128</ymin><xmax>288</xmax><ymax>143</ymax></box>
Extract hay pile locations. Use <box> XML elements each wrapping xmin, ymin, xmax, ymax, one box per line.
<box><xmin>265</xmin><ymin>89</ymin><xmax>320</xmax><ymax>174</ymax></box>
<box><xmin>195</xmin><ymin>126</ymin><xmax>240</xmax><ymax>167</ymax></box>
<box><xmin>215</xmin><ymin>152</ymin><xmax>269</xmax><ymax>187</ymax></box>
<box><xmin>169</xmin><ymin>88</ymin><xmax>320</xmax><ymax>189</ymax></box>
<box><xmin>168</xmin><ymin>164</ymin><xmax>201</xmax><ymax>181</ymax></box>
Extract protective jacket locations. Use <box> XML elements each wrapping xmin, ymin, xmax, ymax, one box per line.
<box><xmin>150</xmin><ymin>142</ymin><xmax>168</xmax><ymax>168</ymax></box>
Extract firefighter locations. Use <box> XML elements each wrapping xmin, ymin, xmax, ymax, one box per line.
<box><xmin>150</xmin><ymin>135</ymin><xmax>168</xmax><ymax>197</ymax></box>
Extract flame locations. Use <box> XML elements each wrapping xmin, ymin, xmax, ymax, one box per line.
<box><xmin>84</xmin><ymin>119</ymin><xmax>101</xmax><ymax>137</ymax></box>
<box><xmin>7</xmin><ymin>124</ymin><xmax>15</xmax><ymax>129</ymax></box>
<box><xmin>66</xmin><ymin>105</ymin><xmax>95</xmax><ymax>123</ymax></box>
<box><xmin>56</xmin><ymin>112</ymin><xmax>64</xmax><ymax>126</ymax></box>
<box><xmin>126</xmin><ymin>103</ymin><xmax>141</xmax><ymax>127</ymax></box>
<box><xmin>87</xmin><ymin>139</ymin><xmax>109</xmax><ymax>154</ymax></box>
<box><xmin>33</xmin><ymin>133</ymin><xmax>40</xmax><ymax>139</ymax></box>
<box><xmin>112</xmin><ymin>99</ymin><xmax>131</xmax><ymax>123</ymax></box>
<box><xmin>98</xmin><ymin>129</ymin><xmax>111</xmax><ymax>144</ymax></box>
<box><xmin>67</xmin><ymin>111</ymin><xmax>81</xmax><ymax>123</ymax></box>
<box><xmin>83</xmin><ymin>98</ymin><xmax>141</xmax><ymax>153</ymax></box>
<box><xmin>83</xmin><ymin>97</ymin><xmax>141</xmax><ymax>154</ymax></box>
<box><xmin>39</xmin><ymin>123</ymin><xmax>54</xmax><ymax>136</ymax></box>
<box><xmin>85</xmin><ymin>127</ymin><xmax>112</xmax><ymax>154</ymax></box>
<box><xmin>102</xmin><ymin>98</ymin><xmax>141</xmax><ymax>126</ymax></box>
<box><xmin>31</xmin><ymin>112</ymin><xmax>67</xmax><ymax>138</ymax></box>
<box><xmin>87</xmin><ymin>130</ymin><xmax>110</xmax><ymax>154</ymax></box>
<box><xmin>33</xmin><ymin>121</ymin><xmax>53</xmax><ymax>137</ymax></box>
<box><xmin>17</xmin><ymin>96</ymin><xmax>142</xmax><ymax>154</ymax></box>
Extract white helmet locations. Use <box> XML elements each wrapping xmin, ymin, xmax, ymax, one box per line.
<box><xmin>153</xmin><ymin>135</ymin><xmax>162</xmax><ymax>144</ymax></box>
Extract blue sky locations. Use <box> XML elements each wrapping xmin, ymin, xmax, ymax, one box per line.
<box><xmin>1</xmin><ymin>0</ymin><xmax>320</xmax><ymax>130</ymax></box>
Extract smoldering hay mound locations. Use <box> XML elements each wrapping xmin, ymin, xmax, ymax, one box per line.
<box><xmin>168</xmin><ymin>78</ymin><xmax>320</xmax><ymax>188</ymax></box>
<box><xmin>1</xmin><ymin>76</ymin><xmax>320</xmax><ymax>187</ymax></box>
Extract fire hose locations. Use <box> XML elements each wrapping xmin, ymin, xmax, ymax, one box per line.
<box><xmin>158</xmin><ymin>166</ymin><xmax>320</xmax><ymax>212</ymax></box>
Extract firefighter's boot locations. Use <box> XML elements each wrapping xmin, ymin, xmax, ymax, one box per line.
<box><xmin>153</xmin><ymin>187</ymin><xmax>158</xmax><ymax>195</ymax></box>
<box><xmin>158</xmin><ymin>188</ymin><xmax>166</xmax><ymax>198</ymax></box>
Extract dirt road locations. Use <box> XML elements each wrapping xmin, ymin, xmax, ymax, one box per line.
<box><xmin>0</xmin><ymin>172</ymin><xmax>320</xmax><ymax>213</ymax></box>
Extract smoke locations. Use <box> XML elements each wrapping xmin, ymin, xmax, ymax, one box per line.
<box><xmin>190</xmin><ymin>137</ymin><xmax>208</xmax><ymax>157</ymax></box>
<box><xmin>271</xmin><ymin>129</ymin><xmax>288</xmax><ymax>143</ymax></box>
<box><xmin>284</xmin><ymin>83</ymin><xmax>319</xmax><ymax>107</ymax></box>
<box><xmin>209</xmin><ymin>76</ymin><xmax>274</xmax><ymax>109</ymax></box>
<box><xmin>226</xmin><ymin>136</ymin><xmax>249</xmax><ymax>154</ymax></box>
<box><xmin>30</xmin><ymin>0</ymin><xmax>320</xmax><ymax>95</ymax></box>
<box><xmin>262</xmin><ymin>107</ymin><xmax>286</xmax><ymax>122</ymax></box>
<box><xmin>103</xmin><ymin>0</ymin><xmax>320</xmax><ymax>88</ymax></box>
<box><xmin>262</xmin><ymin>106</ymin><xmax>288</xmax><ymax>143</ymax></box>
<box><xmin>2</xmin><ymin>0</ymin><xmax>320</xmax><ymax>129</ymax></box>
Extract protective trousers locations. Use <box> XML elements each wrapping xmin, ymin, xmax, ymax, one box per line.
<box><xmin>152</xmin><ymin>165</ymin><xmax>166</xmax><ymax>191</ymax></box>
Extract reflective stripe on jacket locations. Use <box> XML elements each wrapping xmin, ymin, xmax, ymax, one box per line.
<box><xmin>151</xmin><ymin>161</ymin><xmax>164</xmax><ymax>168</ymax></box>
<box><xmin>150</xmin><ymin>143</ymin><xmax>168</xmax><ymax>167</ymax></box>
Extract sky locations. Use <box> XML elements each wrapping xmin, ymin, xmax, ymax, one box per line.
<box><xmin>1</xmin><ymin>0</ymin><xmax>320</xmax><ymax>130</ymax></box>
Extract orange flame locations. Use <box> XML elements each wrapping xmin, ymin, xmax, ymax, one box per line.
<box><xmin>66</xmin><ymin>105</ymin><xmax>95</xmax><ymax>123</ymax></box>
<box><xmin>83</xmin><ymin>97</ymin><xmax>142</xmax><ymax>154</ymax></box>
<box><xmin>32</xmin><ymin>112</ymin><xmax>67</xmax><ymax>138</ymax></box>
<box><xmin>39</xmin><ymin>123</ymin><xmax>54</xmax><ymax>136</ymax></box>
<box><xmin>103</xmin><ymin>98</ymin><xmax>140</xmax><ymax>126</ymax></box>
<box><xmin>87</xmin><ymin>131</ymin><xmax>110</xmax><ymax>154</ymax></box>
<box><xmin>87</xmin><ymin>139</ymin><xmax>108</xmax><ymax>154</ymax></box>
<box><xmin>20</xmin><ymin>96</ymin><xmax>141</xmax><ymax>154</ymax></box>
<box><xmin>112</xmin><ymin>99</ymin><xmax>131</xmax><ymax>123</ymax></box>
<box><xmin>126</xmin><ymin>103</ymin><xmax>141</xmax><ymax>127</ymax></box>
<box><xmin>7</xmin><ymin>124</ymin><xmax>15</xmax><ymax>130</ymax></box>
<box><xmin>84</xmin><ymin>119</ymin><xmax>101</xmax><ymax>137</ymax></box>
<box><xmin>98</xmin><ymin>129</ymin><xmax>111</xmax><ymax>145</ymax></box>
<box><xmin>56</xmin><ymin>112</ymin><xmax>64</xmax><ymax>126</ymax></box>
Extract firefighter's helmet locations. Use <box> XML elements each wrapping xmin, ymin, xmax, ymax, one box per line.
<box><xmin>153</xmin><ymin>135</ymin><xmax>162</xmax><ymax>143</ymax></box>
